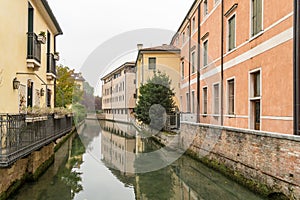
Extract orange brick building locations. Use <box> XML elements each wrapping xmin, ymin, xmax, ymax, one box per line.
<box><xmin>171</xmin><ymin>0</ymin><xmax>294</xmax><ymax>134</ymax></box>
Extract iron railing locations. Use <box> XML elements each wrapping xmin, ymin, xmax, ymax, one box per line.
<box><xmin>0</xmin><ymin>114</ymin><xmax>73</xmax><ymax>167</ymax></box>
<box><xmin>47</xmin><ymin>53</ymin><xmax>56</xmax><ymax>75</ymax></box>
<box><xmin>27</xmin><ymin>32</ymin><xmax>41</xmax><ymax>63</ymax></box>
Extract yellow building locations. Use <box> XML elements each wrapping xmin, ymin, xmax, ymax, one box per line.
<box><xmin>135</xmin><ymin>44</ymin><xmax>181</xmax><ymax>109</ymax></box>
<box><xmin>0</xmin><ymin>0</ymin><xmax>62</xmax><ymax>113</ymax></box>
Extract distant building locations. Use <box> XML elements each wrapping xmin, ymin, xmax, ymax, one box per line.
<box><xmin>0</xmin><ymin>0</ymin><xmax>62</xmax><ymax>113</ymax></box>
<box><xmin>135</xmin><ymin>44</ymin><xmax>181</xmax><ymax>109</ymax></box>
<box><xmin>71</xmin><ymin>72</ymin><xmax>85</xmax><ymax>90</ymax></box>
<box><xmin>171</xmin><ymin>0</ymin><xmax>294</xmax><ymax>134</ymax></box>
<box><xmin>101</xmin><ymin>62</ymin><xmax>136</xmax><ymax>122</ymax></box>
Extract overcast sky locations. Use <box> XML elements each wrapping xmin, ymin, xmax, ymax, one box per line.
<box><xmin>47</xmin><ymin>0</ymin><xmax>194</xmax><ymax>94</ymax></box>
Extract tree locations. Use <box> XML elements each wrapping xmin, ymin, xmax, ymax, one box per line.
<box><xmin>56</xmin><ymin>65</ymin><xmax>83</xmax><ymax>107</ymax></box>
<box><xmin>135</xmin><ymin>71</ymin><xmax>176</xmax><ymax>128</ymax></box>
<box><xmin>94</xmin><ymin>96</ymin><xmax>102</xmax><ymax>111</ymax></box>
<box><xmin>81</xmin><ymin>82</ymin><xmax>95</xmax><ymax>111</ymax></box>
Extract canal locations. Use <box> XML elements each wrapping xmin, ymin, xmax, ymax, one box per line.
<box><xmin>11</xmin><ymin>120</ymin><xmax>264</xmax><ymax>200</ymax></box>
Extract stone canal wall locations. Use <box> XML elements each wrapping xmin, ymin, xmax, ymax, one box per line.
<box><xmin>0</xmin><ymin>143</ymin><xmax>54</xmax><ymax>200</ymax></box>
<box><xmin>180</xmin><ymin>122</ymin><xmax>300</xmax><ymax>199</ymax></box>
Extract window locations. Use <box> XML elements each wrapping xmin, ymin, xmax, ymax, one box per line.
<box><xmin>204</xmin><ymin>0</ymin><xmax>208</xmax><ymax>16</ymax></box>
<box><xmin>213</xmin><ymin>84</ymin><xmax>219</xmax><ymax>114</ymax></box>
<box><xmin>203</xmin><ymin>87</ymin><xmax>208</xmax><ymax>114</ymax></box>
<box><xmin>192</xmin><ymin>91</ymin><xmax>195</xmax><ymax>113</ymax></box>
<box><xmin>228</xmin><ymin>15</ymin><xmax>236</xmax><ymax>51</ymax></box>
<box><xmin>186</xmin><ymin>93</ymin><xmax>190</xmax><ymax>112</ymax></box>
<box><xmin>191</xmin><ymin>52</ymin><xmax>195</xmax><ymax>73</ymax></box>
<box><xmin>227</xmin><ymin>79</ymin><xmax>235</xmax><ymax>115</ymax></box>
<box><xmin>181</xmin><ymin>61</ymin><xmax>184</xmax><ymax>79</ymax></box>
<box><xmin>148</xmin><ymin>57</ymin><xmax>156</xmax><ymax>70</ymax></box>
<box><xmin>252</xmin><ymin>71</ymin><xmax>260</xmax><ymax>97</ymax></box>
<box><xmin>183</xmin><ymin>32</ymin><xmax>185</xmax><ymax>43</ymax></box>
<box><xmin>203</xmin><ymin>40</ymin><xmax>208</xmax><ymax>66</ymax></box>
<box><xmin>250</xmin><ymin>70</ymin><xmax>261</xmax><ymax>130</ymax></box>
<box><xmin>192</xmin><ymin>17</ymin><xmax>195</xmax><ymax>32</ymax></box>
<box><xmin>251</xmin><ymin>0</ymin><xmax>263</xmax><ymax>36</ymax></box>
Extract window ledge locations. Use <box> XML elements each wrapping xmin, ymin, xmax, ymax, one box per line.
<box><xmin>225</xmin><ymin>47</ymin><xmax>237</xmax><ymax>56</ymax></box>
<box><xmin>249</xmin><ymin>31</ymin><xmax>264</xmax><ymax>42</ymax></box>
<box><xmin>250</xmin><ymin>96</ymin><xmax>261</xmax><ymax>101</ymax></box>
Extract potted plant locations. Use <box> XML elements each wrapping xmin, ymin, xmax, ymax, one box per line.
<box><xmin>25</xmin><ymin>106</ymin><xmax>49</xmax><ymax>122</ymax></box>
<box><xmin>37</xmin><ymin>31</ymin><xmax>46</xmax><ymax>44</ymax></box>
<box><xmin>54</xmin><ymin>52</ymin><xmax>60</xmax><ymax>61</ymax></box>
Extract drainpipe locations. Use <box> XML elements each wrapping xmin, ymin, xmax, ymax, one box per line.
<box><xmin>54</xmin><ymin>35</ymin><xmax>57</xmax><ymax>107</ymax></box>
<box><xmin>294</xmin><ymin>0</ymin><xmax>300</xmax><ymax>135</ymax></box>
<box><xmin>220</xmin><ymin>0</ymin><xmax>224</xmax><ymax>126</ymax></box>
<box><xmin>197</xmin><ymin>1</ymin><xmax>201</xmax><ymax>123</ymax></box>
<box><xmin>188</xmin><ymin>18</ymin><xmax>192</xmax><ymax>113</ymax></box>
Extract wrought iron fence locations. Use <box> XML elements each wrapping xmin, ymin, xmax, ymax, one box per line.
<box><xmin>47</xmin><ymin>53</ymin><xmax>56</xmax><ymax>75</ymax></box>
<box><xmin>0</xmin><ymin>114</ymin><xmax>73</xmax><ymax>167</ymax></box>
<box><xmin>27</xmin><ymin>32</ymin><xmax>41</xmax><ymax>63</ymax></box>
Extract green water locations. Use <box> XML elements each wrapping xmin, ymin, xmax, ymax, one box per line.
<box><xmin>11</xmin><ymin>120</ymin><xmax>264</xmax><ymax>200</ymax></box>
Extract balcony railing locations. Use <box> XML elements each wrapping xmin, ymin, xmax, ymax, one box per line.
<box><xmin>0</xmin><ymin>114</ymin><xmax>73</xmax><ymax>167</ymax></box>
<box><xmin>27</xmin><ymin>32</ymin><xmax>41</xmax><ymax>63</ymax></box>
<box><xmin>47</xmin><ymin>53</ymin><xmax>56</xmax><ymax>75</ymax></box>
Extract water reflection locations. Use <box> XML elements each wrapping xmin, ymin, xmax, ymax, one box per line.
<box><xmin>11</xmin><ymin>120</ymin><xmax>263</xmax><ymax>200</ymax></box>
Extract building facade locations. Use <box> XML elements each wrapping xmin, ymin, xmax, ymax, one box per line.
<box><xmin>0</xmin><ymin>0</ymin><xmax>62</xmax><ymax>113</ymax></box>
<box><xmin>171</xmin><ymin>0</ymin><xmax>294</xmax><ymax>134</ymax></box>
<box><xmin>102</xmin><ymin>62</ymin><xmax>136</xmax><ymax>122</ymax></box>
<box><xmin>135</xmin><ymin>44</ymin><xmax>181</xmax><ymax>109</ymax></box>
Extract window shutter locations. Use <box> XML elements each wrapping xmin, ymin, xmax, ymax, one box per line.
<box><xmin>257</xmin><ymin>0</ymin><xmax>262</xmax><ymax>32</ymax></box>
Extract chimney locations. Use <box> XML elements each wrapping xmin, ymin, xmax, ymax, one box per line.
<box><xmin>137</xmin><ymin>44</ymin><xmax>143</xmax><ymax>50</ymax></box>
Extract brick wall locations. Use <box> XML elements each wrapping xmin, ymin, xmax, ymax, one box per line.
<box><xmin>180</xmin><ymin>122</ymin><xmax>300</xmax><ymax>199</ymax></box>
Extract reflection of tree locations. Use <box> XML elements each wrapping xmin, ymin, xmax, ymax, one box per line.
<box><xmin>137</xmin><ymin>168</ymin><xmax>174</xmax><ymax>200</ymax></box>
<box><xmin>58</xmin><ymin>134</ymin><xmax>86</xmax><ymax>198</ymax></box>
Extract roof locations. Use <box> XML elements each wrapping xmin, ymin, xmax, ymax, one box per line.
<box><xmin>170</xmin><ymin>0</ymin><xmax>199</xmax><ymax>44</ymax></box>
<box><xmin>140</xmin><ymin>44</ymin><xmax>181</xmax><ymax>52</ymax></box>
<box><xmin>72</xmin><ymin>72</ymin><xmax>85</xmax><ymax>82</ymax></box>
<box><xmin>135</xmin><ymin>44</ymin><xmax>180</xmax><ymax>66</ymax></box>
<box><xmin>101</xmin><ymin>62</ymin><xmax>135</xmax><ymax>80</ymax></box>
<box><xmin>41</xmin><ymin>0</ymin><xmax>63</xmax><ymax>35</ymax></box>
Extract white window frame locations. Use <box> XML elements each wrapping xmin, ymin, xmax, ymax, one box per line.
<box><xmin>202</xmin><ymin>86</ymin><xmax>208</xmax><ymax>116</ymax></box>
<box><xmin>226</xmin><ymin>77</ymin><xmax>236</xmax><ymax>116</ymax></box>
<box><xmin>191</xmin><ymin>51</ymin><xmax>196</xmax><ymax>74</ymax></box>
<box><xmin>213</xmin><ymin>82</ymin><xmax>220</xmax><ymax>115</ymax></box>
<box><xmin>227</xmin><ymin>13</ymin><xmax>236</xmax><ymax>52</ymax></box>
<box><xmin>250</xmin><ymin>0</ymin><xmax>264</xmax><ymax>39</ymax></box>
<box><xmin>203</xmin><ymin>39</ymin><xmax>208</xmax><ymax>67</ymax></box>
<box><xmin>248</xmin><ymin>68</ymin><xmax>262</xmax><ymax>130</ymax></box>
<box><xmin>181</xmin><ymin>61</ymin><xmax>185</xmax><ymax>80</ymax></box>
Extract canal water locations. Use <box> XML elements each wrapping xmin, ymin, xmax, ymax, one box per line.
<box><xmin>11</xmin><ymin>120</ymin><xmax>264</xmax><ymax>200</ymax></box>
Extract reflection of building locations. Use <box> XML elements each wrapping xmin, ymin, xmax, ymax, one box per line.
<box><xmin>101</xmin><ymin>62</ymin><xmax>136</xmax><ymax>122</ymax></box>
<box><xmin>101</xmin><ymin>121</ymin><xmax>138</xmax><ymax>173</ymax></box>
<box><xmin>135</xmin><ymin>44</ymin><xmax>181</xmax><ymax>108</ymax></box>
<box><xmin>0</xmin><ymin>0</ymin><xmax>62</xmax><ymax>113</ymax></box>
<box><xmin>171</xmin><ymin>0</ymin><xmax>294</xmax><ymax>134</ymax></box>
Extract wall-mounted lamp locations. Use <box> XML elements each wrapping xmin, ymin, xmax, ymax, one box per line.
<box><xmin>40</xmin><ymin>88</ymin><xmax>45</xmax><ymax>96</ymax></box>
<box><xmin>13</xmin><ymin>77</ymin><xmax>20</xmax><ymax>89</ymax></box>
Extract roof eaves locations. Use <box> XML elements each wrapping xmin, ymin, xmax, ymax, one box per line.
<box><xmin>41</xmin><ymin>0</ymin><xmax>63</xmax><ymax>35</ymax></box>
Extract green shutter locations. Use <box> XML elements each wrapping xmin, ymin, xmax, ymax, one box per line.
<box><xmin>252</xmin><ymin>0</ymin><xmax>257</xmax><ymax>35</ymax></box>
<box><xmin>257</xmin><ymin>0</ymin><xmax>262</xmax><ymax>32</ymax></box>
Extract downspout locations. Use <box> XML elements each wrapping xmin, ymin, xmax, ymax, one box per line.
<box><xmin>294</xmin><ymin>0</ymin><xmax>300</xmax><ymax>135</ymax></box>
<box><xmin>54</xmin><ymin>34</ymin><xmax>58</xmax><ymax>107</ymax></box>
<box><xmin>188</xmin><ymin>18</ymin><xmax>192</xmax><ymax>113</ymax></box>
<box><xmin>220</xmin><ymin>0</ymin><xmax>224</xmax><ymax>126</ymax></box>
<box><xmin>197</xmin><ymin>1</ymin><xmax>201</xmax><ymax>123</ymax></box>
